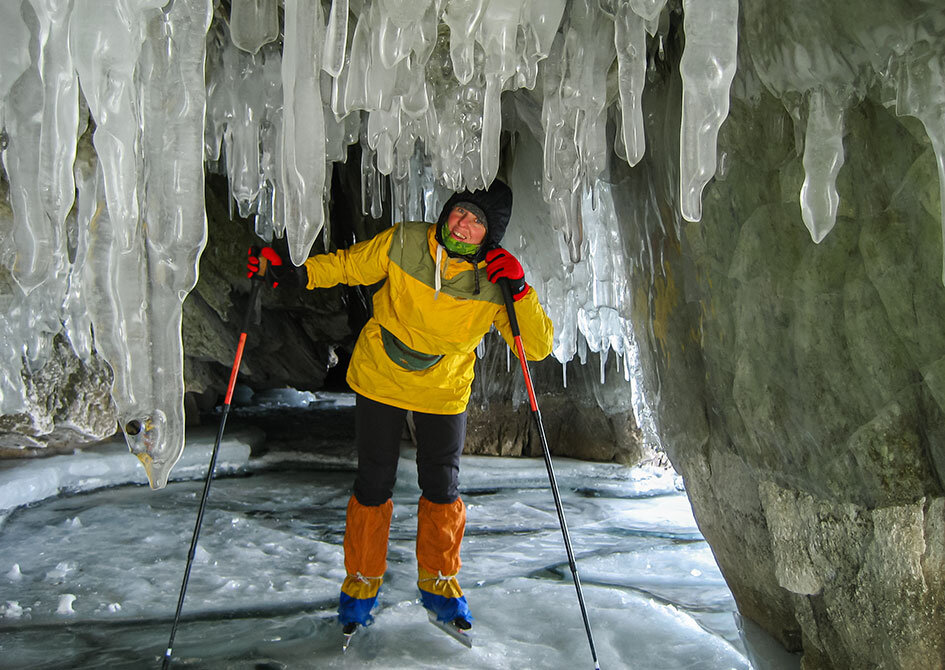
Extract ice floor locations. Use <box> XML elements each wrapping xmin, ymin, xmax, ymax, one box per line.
<box><xmin>0</xmin><ymin>394</ymin><xmax>799</xmax><ymax>669</ymax></box>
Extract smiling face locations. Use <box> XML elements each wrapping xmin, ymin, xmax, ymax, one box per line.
<box><xmin>446</xmin><ymin>205</ymin><xmax>487</xmax><ymax>246</ymax></box>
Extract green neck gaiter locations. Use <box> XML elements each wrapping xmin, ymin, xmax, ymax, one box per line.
<box><xmin>441</xmin><ymin>222</ymin><xmax>481</xmax><ymax>257</ymax></box>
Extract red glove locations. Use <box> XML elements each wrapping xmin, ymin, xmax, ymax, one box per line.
<box><xmin>486</xmin><ymin>248</ymin><xmax>529</xmax><ymax>301</ymax></box>
<box><xmin>247</xmin><ymin>246</ymin><xmax>284</xmax><ymax>286</ymax></box>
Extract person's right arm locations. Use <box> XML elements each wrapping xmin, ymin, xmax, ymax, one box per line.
<box><xmin>302</xmin><ymin>225</ymin><xmax>397</xmax><ymax>289</ymax></box>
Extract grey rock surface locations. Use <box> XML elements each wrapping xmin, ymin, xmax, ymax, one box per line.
<box><xmin>626</xmin><ymin>26</ymin><xmax>945</xmax><ymax>668</ymax></box>
<box><xmin>466</xmin><ymin>335</ymin><xmax>652</xmax><ymax>464</ymax></box>
<box><xmin>0</xmin><ymin>334</ymin><xmax>117</xmax><ymax>455</ymax></box>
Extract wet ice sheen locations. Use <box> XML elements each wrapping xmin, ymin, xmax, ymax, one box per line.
<box><xmin>2</xmin><ymin>1</ymin><xmax>944</xmax><ymax>490</ymax></box>
<box><xmin>0</xmin><ymin>431</ymin><xmax>756</xmax><ymax>669</ymax></box>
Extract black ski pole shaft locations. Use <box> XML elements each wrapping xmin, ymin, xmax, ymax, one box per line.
<box><xmin>500</xmin><ymin>279</ymin><xmax>601</xmax><ymax>670</ymax></box>
<box><xmin>161</xmin><ymin>265</ymin><xmax>266</xmax><ymax>670</ymax></box>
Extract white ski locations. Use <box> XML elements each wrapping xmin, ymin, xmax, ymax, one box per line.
<box><xmin>427</xmin><ymin>610</ymin><xmax>473</xmax><ymax>648</ymax></box>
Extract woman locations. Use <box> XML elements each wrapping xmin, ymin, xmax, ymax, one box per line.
<box><xmin>248</xmin><ymin>179</ymin><xmax>553</xmax><ymax>635</ymax></box>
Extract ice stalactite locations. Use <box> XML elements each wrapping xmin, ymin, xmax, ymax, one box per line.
<box><xmin>229</xmin><ymin>0</ymin><xmax>279</xmax><ymax>55</ymax></box>
<box><xmin>281</xmin><ymin>0</ymin><xmax>328</xmax><ymax>266</ymax></box>
<box><xmin>800</xmin><ymin>89</ymin><xmax>845</xmax><ymax>243</ymax></box>
<box><xmin>4</xmin><ymin>0</ymin><xmax>75</xmax><ymax>296</ymax></box>
<box><xmin>323</xmin><ymin>0</ymin><xmax>349</xmax><ymax>78</ymax></box>
<box><xmin>0</xmin><ymin>0</ymin><xmax>98</xmax><ymax>418</ymax></box>
<box><xmin>70</xmin><ymin>0</ymin><xmax>162</xmax><ymax>255</ymax></box>
<box><xmin>33</xmin><ymin>0</ymin><xmax>80</xmax><ymax>270</ymax></box>
<box><xmin>0</xmin><ymin>0</ymin><xmax>68</xmax><ymax>413</ymax></box>
<box><xmin>895</xmin><ymin>48</ymin><xmax>945</xmax><ymax>286</ymax></box>
<box><xmin>740</xmin><ymin>1</ymin><xmax>944</xmax><ymax>271</ymax></box>
<box><xmin>75</xmin><ymin>0</ymin><xmax>212</xmax><ymax>489</ymax></box>
<box><xmin>0</xmin><ymin>0</ymin><xmax>749</xmax><ymax>480</ymax></box>
<box><xmin>678</xmin><ymin>0</ymin><xmax>738</xmax><ymax>223</ymax></box>
<box><xmin>443</xmin><ymin>0</ymin><xmax>485</xmax><ymax>87</ymax></box>
<box><xmin>540</xmin><ymin>0</ymin><xmax>615</xmax><ymax>263</ymax></box>
<box><xmin>479</xmin><ymin>0</ymin><xmax>522</xmax><ymax>186</ymax></box>
<box><xmin>614</xmin><ymin>1</ymin><xmax>658</xmax><ymax>167</ymax></box>
<box><xmin>506</xmin><ymin>124</ymin><xmax>657</xmax><ymax>441</ymax></box>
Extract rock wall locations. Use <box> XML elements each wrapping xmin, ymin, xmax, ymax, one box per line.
<box><xmin>629</xmin><ymin>27</ymin><xmax>945</xmax><ymax>670</ymax></box>
<box><xmin>182</xmin><ymin>172</ymin><xmax>358</xmax><ymax>406</ymax></box>
<box><xmin>465</xmin><ymin>334</ymin><xmax>653</xmax><ymax>464</ymax></box>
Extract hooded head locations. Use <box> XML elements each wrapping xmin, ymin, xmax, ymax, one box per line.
<box><xmin>435</xmin><ymin>179</ymin><xmax>513</xmax><ymax>261</ymax></box>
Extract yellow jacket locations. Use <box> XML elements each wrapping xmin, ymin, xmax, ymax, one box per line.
<box><xmin>303</xmin><ymin>222</ymin><xmax>554</xmax><ymax>414</ymax></box>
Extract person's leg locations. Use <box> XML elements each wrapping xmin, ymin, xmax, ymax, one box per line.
<box><xmin>338</xmin><ymin>394</ymin><xmax>406</xmax><ymax>627</ymax></box>
<box><xmin>413</xmin><ymin>410</ymin><xmax>472</xmax><ymax>625</ymax></box>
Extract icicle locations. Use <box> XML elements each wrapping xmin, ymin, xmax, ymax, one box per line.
<box><xmin>614</xmin><ymin>4</ymin><xmax>647</xmax><ymax>166</ymax></box>
<box><xmin>443</xmin><ymin>0</ymin><xmax>485</xmax><ymax>85</ymax></box>
<box><xmin>361</xmin><ymin>139</ymin><xmax>375</xmax><ymax>217</ymax></box>
<box><xmin>480</xmin><ymin>74</ymin><xmax>501</xmax><ymax>186</ymax></box>
<box><xmin>800</xmin><ymin>89</ymin><xmax>845</xmax><ymax>243</ymax></box>
<box><xmin>80</xmin><ymin>0</ymin><xmax>213</xmax><ymax>489</ymax></box>
<box><xmin>506</xmin><ymin>342</ymin><xmax>511</xmax><ymax>373</ymax></box>
<box><xmin>600</xmin><ymin>347</ymin><xmax>607</xmax><ymax>384</ymax></box>
<box><xmin>33</xmin><ymin>0</ymin><xmax>80</xmax><ymax>259</ymax></box>
<box><xmin>282</xmin><ymin>0</ymin><xmax>327</xmax><ymax>265</ymax></box>
<box><xmin>895</xmin><ymin>52</ymin><xmax>945</xmax><ymax>286</ymax></box>
<box><xmin>924</xmin><ymin>126</ymin><xmax>945</xmax><ymax>286</ymax></box>
<box><xmin>4</xmin><ymin>0</ymin><xmax>79</xmax><ymax>295</ymax></box>
<box><xmin>371</xmin><ymin>166</ymin><xmax>385</xmax><ymax>220</ymax></box>
<box><xmin>125</xmin><ymin>0</ymin><xmax>212</xmax><ymax>488</ymax></box>
<box><xmin>70</xmin><ymin>0</ymin><xmax>159</xmax><ymax>256</ymax></box>
<box><xmin>678</xmin><ymin>0</ymin><xmax>738</xmax><ymax>223</ymax></box>
<box><xmin>229</xmin><ymin>0</ymin><xmax>279</xmax><ymax>54</ymax></box>
<box><xmin>562</xmin><ymin>360</ymin><xmax>568</xmax><ymax>389</ymax></box>
<box><xmin>323</xmin><ymin>0</ymin><xmax>349</xmax><ymax>77</ymax></box>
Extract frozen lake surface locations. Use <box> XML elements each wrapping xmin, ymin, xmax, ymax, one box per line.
<box><xmin>0</xmin><ymin>394</ymin><xmax>797</xmax><ymax>669</ymax></box>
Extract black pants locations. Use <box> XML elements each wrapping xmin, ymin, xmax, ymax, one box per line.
<box><xmin>353</xmin><ymin>394</ymin><xmax>466</xmax><ymax>506</ymax></box>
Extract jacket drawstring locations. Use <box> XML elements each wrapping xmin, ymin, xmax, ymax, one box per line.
<box><xmin>434</xmin><ymin>244</ymin><xmax>444</xmax><ymax>300</ymax></box>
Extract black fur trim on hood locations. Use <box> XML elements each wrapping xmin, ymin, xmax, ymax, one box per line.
<box><xmin>434</xmin><ymin>179</ymin><xmax>513</xmax><ymax>262</ymax></box>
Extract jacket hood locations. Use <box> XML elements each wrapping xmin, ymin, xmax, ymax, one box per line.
<box><xmin>435</xmin><ymin>179</ymin><xmax>513</xmax><ymax>261</ymax></box>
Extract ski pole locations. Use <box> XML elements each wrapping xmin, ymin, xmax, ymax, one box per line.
<box><xmin>161</xmin><ymin>257</ymin><xmax>268</xmax><ymax>669</ymax></box>
<box><xmin>499</xmin><ymin>279</ymin><xmax>601</xmax><ymax>670</ymax></box>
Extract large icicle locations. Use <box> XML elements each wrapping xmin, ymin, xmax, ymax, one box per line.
<box><xmin>895</xmin><ymin>49</ymin><xmax>945</xmax><ymax>286</ymax></box>
<box><xmin>87</xmin><ymin>0</ymin><xmax>212</xmax><ymax>489</ymax></box>
<box><xmin>32</xmin><ymin>0</ymin><xmax>80</xmax><ymax>261</ymax></box>
<box><xmin>281</xmin><ymin>0</ymin><xmax>327</xmax><ymax>265</ymax></box>
<box><xmin>70</xmin><ymin>0</ymin><xmax>162</xmax><ymax>255</ymax></box>
<box><xmin>800</xmin><ymin>89</ymin><xmax>845</xmax><ymax>243</ymax></box>
<box><xmin>4</xmin><ymin>0</ymin><xmax>78</xmax><ymax>295</ymax></box>
<box><xmin>540</xmin><ymin>0</ymin><xmax>614</xmax><ymax>261</ymax></box>
<box><xmin>614</xmin><ymin>2</ymin><xmax>648</xmax><ymax>166</ymax></box>
<box><xmin>479</xmin><ymin>0</ymin><xmax>525</xmax><ymax>185</ymax></box>
<box><xmin>678</xmin><ymin>0</ymin><xmax>738</xmax><ymax>223</ymax></box>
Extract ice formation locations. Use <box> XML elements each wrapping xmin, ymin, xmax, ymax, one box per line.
<box><xmin>678</xmin><ymin>0</ymin><xmax>737</xmax><ymax>223</ymax></box>
<box><xmin>0</xmin><ymin>0</ymin><xmax>944</xmax><ymax>487</ymax></box>
<box><xmin>800</xmin><ymin>89</ymin><xmax>844</xmax><ymax>243</ymax></box>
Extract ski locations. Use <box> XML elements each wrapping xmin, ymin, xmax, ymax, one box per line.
<box><xmin>426</xmin><ymin>610</ymin><xmax>473</xmax><ymax>648</ymax></box>
<box><xmin>342</xmin><ymin>622</ymin><xmax>359</xmax><ymax>652</ymax></box>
